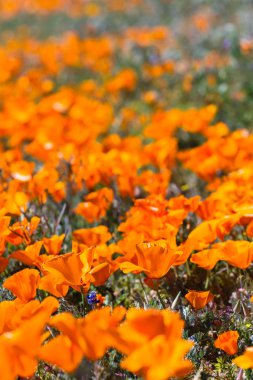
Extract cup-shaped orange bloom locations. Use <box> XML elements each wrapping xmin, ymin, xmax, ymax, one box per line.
<box><xmin>10</xmin><ymin>241</ymin><xmax>44</xmax><ymax>268</ymax></box>
<box><xmin>39</xmin><ymin>251</ymin><xmax>87</xmax><ymax>297</ymax></box>
<box><xmin>191</xmin><ymin>240</ymin><xmax>253</xmax><ymax>270</ymax></box>
<box><xmin>120</xmin><ymin>239</ymin><xmax>183</xmax><ymax>278</ymax></box>
<box><xmin>73</xmin><ymin>226</ymin><xmax>112</xmax><ymax>246</ymax></box>
<box><xmin>121</xmin><ymin>335</ymin><xmax>193</xmax><ymax>380</ymax></box>
<box><xmin>43</xmin><ymin>234</ymin><xmax>65</xmax><ymax>255</ymax></box>
<box><xmin>233</xmin><ymin>347</ymin><xmax>253</xmax><ymax>369</ymax></box>
<box><xmin>3</xmin><ymin>268</ymin><xmax>40</xmax><ymax>303</ymax></box>
<box><xmin>0</xmin><ymin>298</ymin><xmax>58</xmax><ymax>380</ymax></box>
<box><xmin>214</xmin><ymin>331</ymin><xmax>239</xmax><ymax>355</ymax></box>
<box><xmin>220</xmin><ymin>240</ymin><xmax>253</xmax><ymax>269</ymax></box>
<box><xmin>184</xmin><ymin>216</ymin><xmax>240</xmax><ymax>259</ymax></box>
<box><xmin>0</xmin><ymin>296</ymin><xmax>59</xmax><ymax>334</ymax></box>
<box><xmin>39</xmin><ymin>248</ymin><xmax>112</xmax><ymax>296</ymax></box>
<box><xmin>137</xmin><ymin>240</ymin><xmax>183</xmax><ymax>278</ymax></box>
<box><xmin>191</xmin><ymin>246</ymin><xmax>221</xmax><ymax>270</ymax></box>
<box><xmin>39</xmin><ymin>333</ymin><xmax>83</xmax><ymax>373</ymax></box>
<box><xmin>115</xmin><ymin>308</ymin><xmax>193</xmax><ymax>380</ymax></box>
<box><xmin>185</xmin><ymin>290</ymin><xmax>214</xmax><ymax>309</ymax></box>
<box><xmin>6</xmin><ymin>216</ymin><xmax>40</xmax><ymax>245</ymax></box>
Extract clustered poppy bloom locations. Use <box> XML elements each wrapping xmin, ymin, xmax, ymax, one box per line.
<box><xmin>39</xmin><ymin>307</ymin><xmax>193</xmax><ymax>380</ymax></box>
<box><xmin>0</xmin><ymin>2</ymin><xmax>252</xmax><ymax>379</ymax></box>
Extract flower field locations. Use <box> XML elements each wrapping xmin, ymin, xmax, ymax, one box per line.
<box><xmin>1</xmin><ymin>1</ymin><xmax>253</xmax><ymax>379</ymax></box>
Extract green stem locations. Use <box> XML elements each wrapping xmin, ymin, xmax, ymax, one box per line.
<box><xmin>156</xmin><ymin>287</ymin><xmax>166</xmax><ymax>309</ymax></box>
<box><xmin>138</xmin><ymin>275</ymin><xmax>149</xmax><ymax>307</ymax></box>
<box><xmin>185</xmin><ymin>260</ymin><xmax>191</xmax><ymax>276</ymax></box>
<box><xmin>81</xmin><ymin>289</ymin><xmax>86</xmax><ymax>317</ymax></box>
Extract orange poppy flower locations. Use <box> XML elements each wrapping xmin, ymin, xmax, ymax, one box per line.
<box><xmin>10</xmin><ymin>241</ymin><xmax>44</xmax><ymax>268</ymax></box>
<box><xmin>6</xmin><ymin>216</ymin><xmax>40</xmax><ymax>245</ymax></box>
<box><xmin>214</xmin><ymin>331</ymin><xmax>239</xmax><ymax>355</ymax></box>
<box><xmin>191</xmin><ymin>246</ymin><xmax>222</xmax><ymax>270</ymax></box>
<box><xmin>185</xmin><ymin>290</ymin><xmax>214</xmax><ymax>309</ymax></box>
<box><xmin>73</xmin><ymin>226</ymin><xmax>112</xmax><ymax>246</ymax></box>
<box><xmin>39</xmin><ymin>306</ymin><xmax>126</xmax><ymax>371</ymax></box>
<box><xmin>10</xmin><ymin>160</ymin><xmax>34</xmax><ymax>182</ymax></box>
<box><xmin>39</xmin><ymin>333</ymin><xmax>83</xmax><ymax>373</ymax></box>
<box><xmin>3</xmin><ymin>268</ymin><xmax>40</xmax><ymax>303</ymax></box>
<box><xmin>2</xmin><ymin>187</ymin><xmax>29</xmax><ymax>216</ymax></box>
<box><xmin>39</xmin><ymin>248</ymin><xmax>112</xmax><ymax>296</ymax></box>
<box><xmin>1</xmin><ymin>297</ymin><xmax>59</xmax><ymax>334</ymax></box>
<box><xmin>191</xmin><ymin>240</ymin><xmax>253</xmax><ymax>270</ymax></box>
<box><xmin>233</xmin><ymin>347</ymin><xmax>253</xmax><ymax>369</ymax></box>
<box><xmin>183</xmin><ymin>215</ymin><xmax>240</xmax><ymax>259</ymax></box>
<box><xmin>120</xmin><ymin>239</ymin><xmax>183</xmax><ymax>278</ymax></box>
<box><xmin>29</xmin><ymin>166</ymin><xmax>66</xmax><ymax>204</ymax></box>
<box><xmin>106</xmin><ymin>68</ymin><xmax>137</xmax><ymax>93</ymax></box>
<box><xmin>39</xmin><ymin>251</ymin><xmax>88</xmax><ymax>296</ymax></box>
<box><xmin>43</xmin><ymin>234</ymin><xmax>65</xmax><ymax>255</ymax></box>
<box><xmin>75</xmin><ymin>188</ymin><xmax>113</xmax><ymax>223</ymax></box>
<box><xmin>137</xmin><ymin>169</ymin><xmax>171</xmax><ymax>197</ymax></box>
<box><xmin>115</xmin><ymin>308</ymin><xmax>193</xmax><ymax>380</ymax></box>
<box><xmin>220</xmin><ymin>240</ymin><xmax>253</xmax><ymax>269</ymax></box>
<box><xmin>0</xmin><ymin>299</ymin><xmax>58</xmax><ymax>380</ymax></box>
<box><xmin>0</xmin><ymin>317</ymin><xmax>41</xmax><ymax>380</ymax></box>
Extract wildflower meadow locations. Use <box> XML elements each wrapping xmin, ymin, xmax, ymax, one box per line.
<box><xmin>1</xmin><ymin>1</ymin><xmax>253</xmax><ymax>379</ymax></box>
